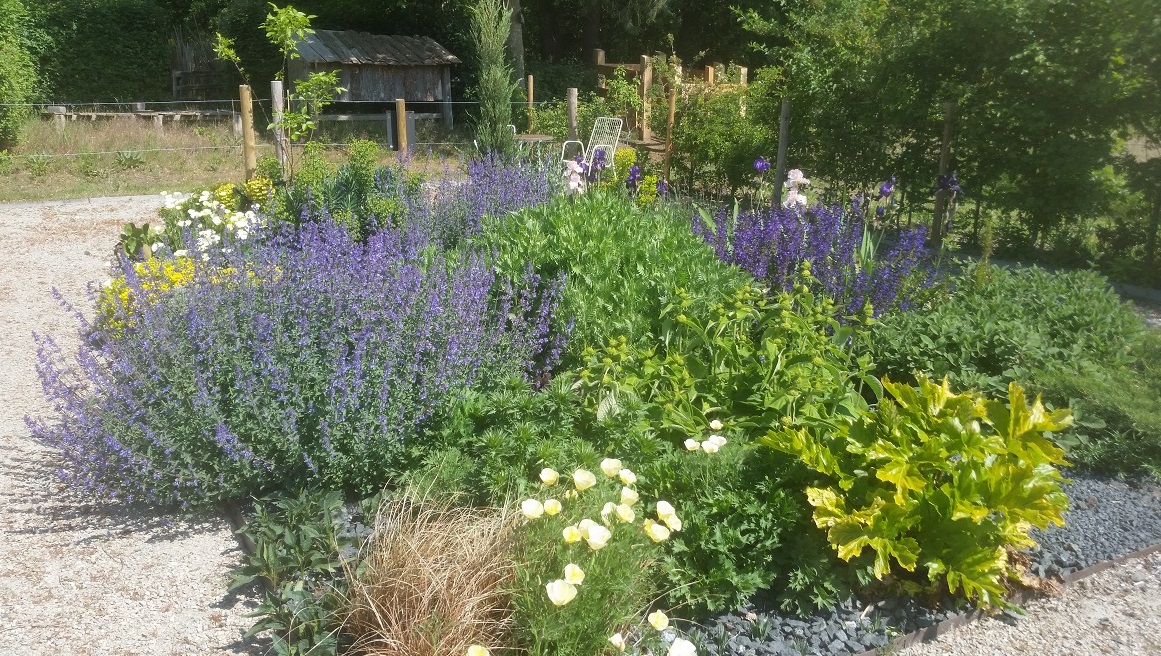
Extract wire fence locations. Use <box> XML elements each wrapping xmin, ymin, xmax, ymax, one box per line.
<box><xmin>0</xmin><ymin>99</ymin><xmax>562</xmax><ymax>109</ymax></box>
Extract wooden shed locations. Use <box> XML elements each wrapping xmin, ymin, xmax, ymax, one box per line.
<box><xmin>291</xmin><ymin>29</ymin><xmax>460</xmax><ymax>126</ymax></box>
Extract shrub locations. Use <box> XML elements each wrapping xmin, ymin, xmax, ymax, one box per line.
<box><xmin>479</xmin><ymin>191</ymin><xmax>745</xmax><ymax>359</ymax></box>
<box><xmin>762</xmin><ymin>374</ymin><xmax>1072</xmax><ymax>607</ymax></box>
<box><xmin>30</xmin><ymin>220</ymin><xmax>566</xmax><ymax>507</ymax></box>
<box><xmin>870</xmin><ymin>264</ymin><xmax>1143</xmax><ymax>396</ymax></box>
<box><xmin>693</xmin><ymin>203</ymin><xmax>934</xmax><ymax>318</ymax></box>
<box><xmin>672</xmin><ymin>85</ymin><xmax>768</xmax><ymax>195</ymax></box>
<box><xmin>573</xmin><ymin>279</ymin><xmax>876</xmax><ymax>613</ymax></box>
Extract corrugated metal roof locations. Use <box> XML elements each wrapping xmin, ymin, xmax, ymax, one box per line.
<box><xmin>295</xmin><ymin>30</ymin><xmax>461</xmax><ymax>66</ymax></box>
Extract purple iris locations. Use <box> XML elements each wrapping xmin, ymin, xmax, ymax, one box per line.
<box><xmin>878</xmin><ymin>176</ymin><xmax>896</xmax><ymax>199</ymax></box>
<box><xmin>656</xmin><ymin>179</ymin><xmax>669</xmax><ymax>196</ymax></box>
<box><xmin>754</xmin><ymin>156</ymin><xmax>771</xmax><ymax>173</ymax></box>
<box><xmin>933</xmin><ymin>171</ymin><xmax>963</xmax><ymax>195</ymax></box>
<box><xmin>876</xmin><ymin>206</ymin><xmax>886</xmax><ymax>218</ymax></box>
<box><xmin>626</xmin><ymin>165</ymin><xmax>642</xmax><ymax>192</ymax></box>
<box><xmin>586</xmin><ymin>150</ymin><xmax>608</xmax><ymax>182</ymax></box>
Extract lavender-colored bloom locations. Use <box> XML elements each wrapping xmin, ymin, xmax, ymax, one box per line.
<box><xmin>691</xmin><ymin>202</ymin><xmax>933</xmax><ymax>318</ymax></box>
<box><xmin>30</xmin><ymin>177</ymin><xmax>568</xmax><ymax>508</ymax></box>
<box><xmin>656</xmin><ymin>179</ymin><xmax>669</xmax><ymax>196</ymax></box>
<box><xmin>754</xmin><ymin>156</ymin><xmax>771</xmax><ymax>173</ymax></box>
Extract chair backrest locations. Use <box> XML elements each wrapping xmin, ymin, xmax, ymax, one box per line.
<box><xmin>586</xmin><ymin>117</ymin><xmax>622</xmax><ymax>164</ymax></box>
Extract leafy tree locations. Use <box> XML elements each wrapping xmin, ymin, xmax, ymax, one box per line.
<box><xmin>471</xmin><ymin>0</ymin><xmax>518</xmax><ymax>155</ymax></box>
<box><xmin>743</xmin><ymin>0</ymin><xmax>1152</xmax><ymax>245</ymax></box>
<box><xmin>25</xmin><ymin>0</ymin><xmax>170</xmax><ymax>101</ymax></box>
<box><xmin>0</xmin><ymin>0</ymin><xmax>38</xmax><ymax>147</ymax></box>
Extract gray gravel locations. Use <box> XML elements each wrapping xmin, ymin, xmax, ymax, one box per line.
<box><xmin>1027</xmin><ymin>477</ymin><xmax>1161</xmax><ymax>579</ymax></box>
<box><xmin>901</xmin><ymin>552</ymin><xmax>1161</xmax><ymax>656</ymax></box>
<box><xmin>0</xmin><ymin>197</ymin><xmax>261</xmax><ymax>655</ymax></box>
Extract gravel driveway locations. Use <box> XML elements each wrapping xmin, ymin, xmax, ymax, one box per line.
<box><xmin>0</xmin><ymin>197</ymin><xmax>259</xmax><ymax>655</ymax></box>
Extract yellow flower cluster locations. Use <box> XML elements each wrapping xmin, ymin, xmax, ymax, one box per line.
<box><xmin>97</xmin><ymin>256</ymin><xmax>196</xmax><ymax>336</ymax></box>
<box><xmin>522</xmin><ymin>458</ymin><xmax>683</xmax><ymax>609</ymax></box>
<box><xmin>213</xmin><ymin>182</ymin><xmax>240</xmax><ymax>208</ymax></box>
<box><xmin>242</xmin><ymin>176</ymin><xmax>275</xmax><ymax>210</ymax></box>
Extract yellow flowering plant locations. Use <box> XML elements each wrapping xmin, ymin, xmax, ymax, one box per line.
<box><xmin>96</xmin><ymin>256</ymin><xmax>196</xmax><ymax>337</ymax></box>
<box><xmin>511</xmin><ymin>458</ymin><xmax>678</xmax><ymax>656</ymax></box>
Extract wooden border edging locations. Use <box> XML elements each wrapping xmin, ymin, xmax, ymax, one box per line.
<box><xmin>856</xmin><ymin>539</ymin><xmax>1161</xmax><ymax>656</ymax></box>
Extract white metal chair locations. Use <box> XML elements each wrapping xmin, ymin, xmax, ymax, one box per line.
<box><xmin>561</xmin><ymin>117</ymin><xmax>623</xmax><ymax>169</ymax></box>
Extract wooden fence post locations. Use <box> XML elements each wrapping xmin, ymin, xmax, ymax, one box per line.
<box><xmin>239</xmin><ymin>85</ymin><xmax>257</xmax><ymax>180</ymax></box>
<box><xmin>567</xmin><ymin>87</ymin><xmax>578</xmax><ymax>141</ymax></box>
<box><xmin>593</xmin><ymin>49</ymin><xmax>605</xmax><ymax>66</ymax></box>
<box><xmin>395</xmin><ymin>98</ymin><xmax>408</xmax><ymax>153</ymax></box>
<box><xmin>271</xmin><ymin>80</ymin><xmax>286</xmax><ymax>169</ymax></box>
<box><xmin>773</xmin><ymin>99</ymin><xmax>791</xmax><ymax>207</ymax></box>
<box><xmin>527</xmin><ymin>74</ymin><xmax>535</xmax><ymax>132</ymax></box>
<box><xmin>441</xmin><ymin>67</ymin><xmax>454</xmax><ymax>128</ymax></box>
<box><xmin>663</xmin><ymin>84</ymin><xmax>677</xmax><ymax>182</ymax></box>
<box><xmin>932</xmin><ymin>101</ymin><xmax>956</xmax><ymax>249</ymax></box>
<box><xmin>705</xmin><ymin>65</ymin><xmax>715</xmax><ymax>86</ymax></box>
<box><xmin>739</xmin><ymin>66</ymin><xmax>748</xmax><ymax>86</ymax></box>
<box><xmin>639</xmin><ymin>55</ymin><xmax>652</xmax><ymax>142</ymax></box>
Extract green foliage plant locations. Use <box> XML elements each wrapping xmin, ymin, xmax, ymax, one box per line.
<box><xmin>762</xmin><ymin>374</ymin><xmax>1072</xmax><ymax>607</ymax></box>
<box><xmin>478</xmin><ymin>191</ymin><xmax>745</xmax><ymax>358</ymax></box>
<box><xmin>231</xmin><ymin>489</ymin><xmax>359</xmax><ymax>656</ymax></box>
<box><xmin>573</xmin><ymin>276</ymin><xmax>878</xmax><ymax>613</ymax></box>
<box><xmin>871</xmin><ymin>264</ymin><xmax>1143</xmax><ymax>396</ymax></box>
<box><xmin>470</xmin><ymin>0</ymin><xmax>518</xmax><ymax>156</ymax></box>
<box><xmin>0</xmin><ymin>0</ymin><xmax>37</xmax><ymax>148</ymax></box>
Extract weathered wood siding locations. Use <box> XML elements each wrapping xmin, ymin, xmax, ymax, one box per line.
<box><xmin>291</xmin><ymin>61</ymin><xmax>447</xmax><ymax>102</ymax></box>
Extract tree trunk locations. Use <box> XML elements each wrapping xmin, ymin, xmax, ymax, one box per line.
<box><xmin>507</xmin><ymin>0</ymin><xmax>526</xmax><ymax>83</ymax></box>
<box><xmin>535</xmin><ymin>0</ymin><xmax>560</xmax><ymax>59</ymax></box>
<box><xmin>1147</xmin><ymin>195</ymin><xmax>1161</xmax><ymax>267</ymax></box>
<box><xmin>584</xmin><ymin>0</ymin><xmax>601</xmax><ymax>55</ymax></box>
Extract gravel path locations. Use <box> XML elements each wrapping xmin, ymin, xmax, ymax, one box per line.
<box><xmin>900</xmin><ymin>552</ymin><xmax>1161</xmax><ymax>656</ymax></box>
<box><xmin>0</xmin><ymin>197</ymin><xmax>260</xmax><ymax>655</ymax></box>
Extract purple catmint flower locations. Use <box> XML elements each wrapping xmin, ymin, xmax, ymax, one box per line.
<box><xmin>29</xmin><ymin>159</ymin><xmax>568</xmax><ymax>508</ymax></box>
<box><xmin>691</xmin><ymin>202</ymin><xmax>933</xmax><ymax>318</ymax></box>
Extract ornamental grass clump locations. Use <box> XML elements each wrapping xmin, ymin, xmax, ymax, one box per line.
<box><xmin>692</xmin><ymin>203</ymin><xmax>932</xmax><ymax>317</ymax></box>
<box><xmin>30</xmin><ymin>219</ymin><xmax>567</xmax><ymax>507</ymax></box>
<box><xmin>340</xmin><ymin>493</ymin><xmax>517</xmax><ymax>656</ymax></box>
